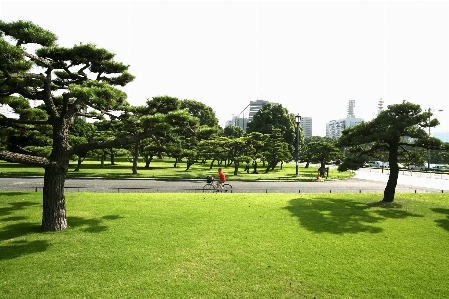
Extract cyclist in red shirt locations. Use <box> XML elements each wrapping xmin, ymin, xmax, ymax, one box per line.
<box><xmin>215</xmin><ymin>168</ymin><xmax>226</xmax><ymax>189</ymax></box>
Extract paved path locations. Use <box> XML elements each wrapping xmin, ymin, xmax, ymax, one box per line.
<box><xmin>0</xmin><ymin>169</ymin><xmax>447</xmax><ymax>193</ymax></box>
<box><xmin>355</xmin><ymin>168</ymin><xmax>449</xmax><ymax>191</ymax></box>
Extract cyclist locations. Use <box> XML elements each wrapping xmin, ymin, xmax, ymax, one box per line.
<box><xmin>214</xmin><ymin>168</ymin><xmax>226</xmax><ymax>189</ymax></box>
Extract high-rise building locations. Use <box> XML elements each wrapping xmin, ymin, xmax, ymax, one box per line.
<box><xmin>225</xmin><ymin>115</ymin><xmax>249</xmax><ymax>131</ymax></box>
<box><xmin>248</xmin><ymin>99</ymin><xmax>278</xmax><ymax>122</ymax></box>
<box><xmin>326</xmin><ymin>100</ymin><xmax>363</xmax><ymax>139</ymax></box>
<box><xmin>226</xmin><ymin>99</ymin><xmax>278</xmax><ymax>131</ymax></box>
<box><xmin>300</xmin><ymin>117</ymin><xmax>312</xmax><ymax>138</ymax></box>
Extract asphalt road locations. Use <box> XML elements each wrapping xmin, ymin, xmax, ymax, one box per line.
<box><xmin>0</xmin><ymin>168</ymin><xmax>447</xmax><ymax>193</ymax></box>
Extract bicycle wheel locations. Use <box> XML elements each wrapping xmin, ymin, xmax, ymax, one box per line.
<box><xmin>203</xmin><ymin>184</ymin><xmax>216</xmax><ymax>193</ymax></box>
<box><xmin>222</xmin><ymin>183</ymin><xmax>232</xmax><ymax>193</ymax></box>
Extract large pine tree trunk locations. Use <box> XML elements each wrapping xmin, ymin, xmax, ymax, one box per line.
<box><xmin>383</xmin><ymin>148</ymin><xmax>399</xmax><ymax>202</ymax></box>
<box><xmin>41</xmin><ymin>117</ymin><xmax>71</xmax><ymax>231</ymax></box>
<box><xmin>42</xmin><ymin>164</ymin><xmax>68</xmax><ymax>231</ymax></box>
<box><xmin>383</xmin><ymin>167</ymin><xmax>399</xmax><ymax>202</ymax></box>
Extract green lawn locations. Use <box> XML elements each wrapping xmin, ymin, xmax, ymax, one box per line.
<box><xmin>0</xmin><ymin>157</ymin><xmax>354</xmax><ymax>181</ymax></box>
<box><xmin>1</xmin><ymin>192</ymin><xmax>448</xmax><ymax>298</ymax></box>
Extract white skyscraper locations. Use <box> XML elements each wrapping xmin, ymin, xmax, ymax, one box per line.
<box><xmin>326</xmin><ymin>100</ymin><xmax>363</xmax><ymax>139</ymax></box>
<box><xmin>300</xmin><ymin>117</ymin><xmax>312</xmax><ymax>138</ymax></box>
<box><xmin>248</xmin><ymin>99</ymin><xmax>279</xmax><ymax>122</ymax></box>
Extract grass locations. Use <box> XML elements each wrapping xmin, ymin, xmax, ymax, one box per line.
<box><xmin>0</xmin><ymin>157</ymin><xmax>354</xmax><ymax>181</ymax></box>
<box><xmin>1</xmin><ymin>192</ymin><xmax>449</xmax><ymax>298</ymax></box>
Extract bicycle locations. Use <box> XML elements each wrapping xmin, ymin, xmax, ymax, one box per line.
<box><xmin>203</xmin><ymin>176</ymin><xmax>232</xmax><ymax>193</ymax></box>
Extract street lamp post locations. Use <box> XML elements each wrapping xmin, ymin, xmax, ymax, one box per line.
<box><xmin>295</xmin><ymin>114</ymin><xmax>301</xmax><ymax>176</ymax></box>
<box><xmin>427</xmin><ymin>108</ymin><xmax>443</xmax><ymax>171</ymax></box>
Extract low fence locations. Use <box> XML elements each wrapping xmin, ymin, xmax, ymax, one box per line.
<box><xmin>26</xmin><ymin>186</ymin><xmax>446</xmax><ymax>194</ymax></box>
<box><xmin>364</xmin><ymin>168</ymin><xmax>449</xmax><ymax>180</ymax></box>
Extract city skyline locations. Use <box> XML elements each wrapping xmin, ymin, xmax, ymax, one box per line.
<box><xmin>1</xmin><ymin>0</ymin><xmax>448</xmax><ymax>136</ymax></box>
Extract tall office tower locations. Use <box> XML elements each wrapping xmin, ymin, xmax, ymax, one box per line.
<box><xmin>248</xmin><ymin>99</ymin><xmax>279</xmax><ymax>122</ymax></box>
<box><xmin>300</xmin><ymin>117</ymin><xmax>312</xmax><ymax>138</ymax></box>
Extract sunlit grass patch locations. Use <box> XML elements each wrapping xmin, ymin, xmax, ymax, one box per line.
<box><xmin>1</xmin><ymin>192</ymin><xmax>448</xmax><ymax>298</ymax></box>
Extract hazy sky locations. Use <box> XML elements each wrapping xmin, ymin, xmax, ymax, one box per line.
<box><xmin>1</xmin><ymin>0</ymin><xmax>448</xmax><ymax>136</ymax></box>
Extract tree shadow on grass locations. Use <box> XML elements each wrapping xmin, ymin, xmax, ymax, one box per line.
<box><xmin>0</xmin><ymin>240</ymin><xmax>49</xmax><ymax>260</ymax></box>
<box><xmin>431</xmin><ymin>208</ymin><xmax>449</xmax><ymax>232</ymax></box>
<box><xmin>0</xmin><ymin>200</ymin><xmax>45</xmax><ymax>248</ymax></box>
<box><xmin>0</xmin><ymin>200</ymin><xmax>40</xmax><ymax>217</ymax></box>
<box><xmin>0</xmin><ymin>221</ymin><xmax>42</xmax><ymax>241</ymax></box>
<box><xmin>67</xmin><ymin>214</ymin><xmax>123</xmax><ymax>233</ymax></box>
<box><xmin>284</xmin><ymin>197</ymin><xmax>423</xmax><ymax>234</ymax></box>
<box><xmin>0</xmin><ymin>222</ymin><xmax>50</xmax><ymax>261</ymax></box>
<box><xmin>0</xmin><ymin>200</ymin><xmax>123</xmax><ymax>260</ymax></box>
<box><xmin>0</xmin><ymin>192</ymin><xmax>34</xmax><ymax>197</ymax></box>
<box><xmin>0</xmin><ymin>215</ymin><xmax>123</xmax><ymax>260</ymax></box>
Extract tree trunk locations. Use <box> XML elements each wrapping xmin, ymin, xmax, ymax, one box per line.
<box><xmin>144</xmin><ymin>154</ymin><xmax>151</xmax><ymax>168</ymax></box>
<box><xmin>174</xmin><ymin>157</ymin><xmax>178</xmax><ymax>168</ymax></box>
<box><xmin>382</xmin><ymin>169</ymin><xmax>399</xmax><ymax>202</ymax></box>
<box><xmin>74</xmin><ymin>156</ymin><xmax>83</xmax><ymax>171</ymax></box>
<box><xmin>234</xmin><ymin>160</ymin><xmax>239</xmax><ymax>175</ymax></box>
<box><xmin>209</xmin><ymin>159</ymin><xmax>215</xmax><ymax>169</ymax></box>
<box><xmin>382</xmin><ymin>174</ymin><xmax>398</xmax><ymax>202</ymax></box>
<box><xmin>110</xmin><ymin>152</ymin><xmax>116</xmax><ymax>165</ymax></box>
<box><xmin>132</xmin><ymin>141</ymin><xmax>139</xmax><ymax>175</ymax></box>
<box><xmin>383</xmin><ymin>150</ymin><xmax>399</xmax><ymax>202</ymax></box>
<box><xmin>100</xmin><ymin>154</ymin><xmax>105</xmax><ymax>167</ymax></box>
<box><xmin>266</xmin><ymin>161</ymin><xmax>277</xmax><ymax>172</ymax></box>
<box><xmin>186</xmin><ymin>159</ymin><xmax>195</xmax><ymax>170</ymax></box>
<box><xmin>42</xmin><ymin>164</ymin><xmax>68</xmax><ymax>231</ymax></box>
<box><xmin>252</xmin><ymin>161</ymin><xmax>259</xmax><ymax>174</ymax></box>
<box><xmin>305</xmin><ymin>160</ymin><xmax>310</xmax><ymax>168</ymax></box>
